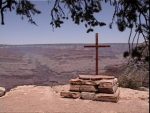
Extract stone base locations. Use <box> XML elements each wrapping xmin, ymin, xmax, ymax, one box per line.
<box><xmin>60</xmin><ymin>91</ymin><xmax>80</xmax><ymax>99</ymax></box>
<box><xmin>61</xmin><ymin>75</ymin><xmax>120</xmax><ymax>103</ymax></box>
<box><xmin>61</xmin><ymin>88</ymin><xmax>120</xmax><ymax>103</ymax></box>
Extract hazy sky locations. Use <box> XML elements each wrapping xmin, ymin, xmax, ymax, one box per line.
<box><xmin>0</xmin><ymin>1</ymin><xmax>144</xmax><ymax>45</ymax></box>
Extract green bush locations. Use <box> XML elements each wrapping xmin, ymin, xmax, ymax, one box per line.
<box><xmin>119</xmin><ymin>76</ymin><xmax>141</xmax><ymax>89</ymax></box>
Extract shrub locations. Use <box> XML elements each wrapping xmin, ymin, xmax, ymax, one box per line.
<box><xmin>119</xmin><ymin>76</ymin><xmax>141</xmax><ymax>89</ymax></box>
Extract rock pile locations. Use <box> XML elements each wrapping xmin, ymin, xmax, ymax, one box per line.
<box><xmin>60</xmin><ymin>75</ymin><xmax>120</xmax><ymax>102</ymax></box>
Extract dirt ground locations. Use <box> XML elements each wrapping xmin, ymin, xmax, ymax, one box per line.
<box><xmin>0</xmin><ymin>85</ymin><xmax>149</xmax><ymax>113</ymax></box>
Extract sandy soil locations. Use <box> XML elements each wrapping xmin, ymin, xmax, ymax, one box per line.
<box><xmin>0</xmin><ymin>85</ymin><xmax>149</xmax><ymax>113</ymax></box>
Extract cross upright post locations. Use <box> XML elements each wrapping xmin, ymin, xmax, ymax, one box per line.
<box><xmin>84</xmin><ymin>33</ymin><xmax>110</xmax><ymax>75</ymax></box>
<box><xmin>95</xmin><ymin>33</ymin><xmax>99</xmax><ymax>75</ymax></box>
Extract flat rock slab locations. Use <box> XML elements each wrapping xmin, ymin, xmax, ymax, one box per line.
<box><xmin>94</xmin><ymin>88</ymin><xmax>120</xmax><ymax>103</ymax></box>
<box><xmin>98</xmin><ymin>84</ymin><xmax>118</xmax><ymax>94</ymax></box>
<box><xmin>81</xmin><ymin>92</ymin><xmax>95</xmax><ymax>100</ymax></box>
<box><xmin>79</xmin><ymin>75</ymin><xmax>115</xmax><ymax>80</ymax></box>
<box><xmin>60</xmin><ymin>91</ymin><xmax>80</xmax><ymax>99</ymax></box>
<box><xmin>70</xmin><ymin>85</ymin><xmax>98</xmax><ymax>92</ymax></box>
<box><xmin>0</xmin><ymin>87</ymin><xmax>6</xmax><ymax>97</ymax></box>
<box><xmin>98</xmin><ymin>78</ymin><xmax>118</xmax><ymax>88</ymax></box>
<box><xmin>70</xmin><ymin>78</ymin><xmax>97</xmax><ymax>85</ymax></box>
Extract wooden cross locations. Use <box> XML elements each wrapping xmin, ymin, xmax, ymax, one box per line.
<box><xmin>84</xmin><ymin>33</ymin><xmax>110</xmax><ymax>75</ymax></box>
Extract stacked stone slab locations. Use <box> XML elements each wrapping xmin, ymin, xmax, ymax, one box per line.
<box><xmin>61</xmin><ymin>75</ymin><xmax>120</xmax><ymax>102</ymax></box>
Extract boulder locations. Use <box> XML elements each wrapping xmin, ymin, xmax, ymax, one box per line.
<box><xmin>81</xmin><ymin>92</ymin><xmax>95</xmax><ymax>100</ymax></box>
<box><xmin>60</xmin><ymin>91</ymin><xmax>80</xmax><ymax>99</ymax></box>
<box><xmin>94</xmin><ymin>88</ymin><xmax>120</xmax><ymax>103</ymax></box>
<box><xmin>0</xmin><ymin>87</ymin><xmax>6</xmax><ymax>97</ymax></box>
<box><xmin>70</xmin><ymin>85</ymin><xmax>98</xmax><ymax>92</ymax></box>
<box><xmin>79</xmin><ymin>75</ymin><xmax>115</xmax><ymax>80</ymax></box>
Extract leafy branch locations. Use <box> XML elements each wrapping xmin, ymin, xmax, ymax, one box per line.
<box><xmin>0</xmin><ymin>0</ymin><xmax>41</xmax><ymax>25</ymax></box>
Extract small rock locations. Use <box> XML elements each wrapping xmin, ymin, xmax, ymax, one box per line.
<box><xmin>139</xmin><ymin>96</ymin><xmax>147</xmax><ymax>100</ymax></box>
<box><xmin>138</xmin><ymin>87</ymin><xmax>149</xmax><ymax>91</ymax></box>
<box><xmin>0</xmin><ymin>87</ymin><xmax>6</xmax><ymax>97</ymax></box>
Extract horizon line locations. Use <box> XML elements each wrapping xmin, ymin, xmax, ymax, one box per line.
<box><xmin>0</xmin><ymin>42</ymin><xmax>139</xmax><ymax>46</ymax></box>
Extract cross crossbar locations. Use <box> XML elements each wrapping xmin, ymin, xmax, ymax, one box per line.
<box><xmin>84</xmin><ymin>45</ymin><xmax>110</xmax><ymax>48</ymax></box>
